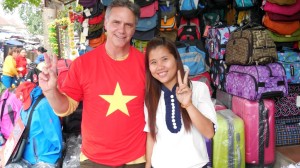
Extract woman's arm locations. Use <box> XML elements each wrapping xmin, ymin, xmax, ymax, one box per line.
<box><xmin>185</xmin><ymin>104</ymin><xmax>214</xmax><ymax>139</ymax></box>
<box><xmin>146</xmin><ymin>132</ymin><xmax>154</xmax><ymax>168</ymax></box>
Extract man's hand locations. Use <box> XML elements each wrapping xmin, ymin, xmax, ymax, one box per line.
<box><xmin>38</xmin><ymin>54</ymin><xmax>58</xmax><ymax>94</ymax></box>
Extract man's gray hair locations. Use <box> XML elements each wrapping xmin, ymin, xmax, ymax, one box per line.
<box><xmin>105</xmin><ymin>0</ymin><xmax>140</xmax><ymax>24</ymax></box>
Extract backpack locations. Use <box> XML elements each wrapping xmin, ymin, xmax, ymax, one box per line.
<box><xmin>178</xmin><ymin>17</ymin><xmax>201</xmax><ymax>41</ymax></box>
<box><xmin>176</xmin><ymin>40</ymin><xmax>209</xmax><ymax>76</ymax></box>
<box><xmin>62</xmin><ymin>102</ymin><xmax>83</xmax><ymax>135</ymax></box>
<box><xmin>205</xmin><ymin>25</ymin><xmax>237</xmax><ymax>60</ymax></box>
<box><xmin>179</xmin><ymin>0</ymin><xmax>205</xmax><ymax>19</ymax></box>
<box><xmin>25</xmin><ymin>63</ymin><xmax>41</xmax><ymax>84</ymax></box>
<box><xmin>132</xmin><ymin>39</ymin><xmax>149</xmax><ymax>53</ymax></box>
<box><xmin>57</xmin><ymin>59</ymin><xmax>73</xmax><ymax>89</ymax></box>
<box><xmin>159</xmin><ymin>4</ymin><xmax>177</xmax><ymax>32</ymax></box>
<box><xmin>0</xmin><ymin>89</ymin><xmax>22</xmax><ymax>140</ymax></box>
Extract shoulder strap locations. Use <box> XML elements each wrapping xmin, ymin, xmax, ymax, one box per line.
<box><xmin>64</xmin><ymin>59</ymin><xmax>69</xmax><ymax>68</ymax></box>
<box><xmin>23</xmin><ymin>94</ymin><xmax>45</xmax><ymax>139</ymax></box>
<box><xmin>0</xmin><ymin>99</ymin><xmax>7</xmax><ymax>121</ymax></box>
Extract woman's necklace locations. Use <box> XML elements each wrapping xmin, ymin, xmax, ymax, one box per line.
<box><xmin>162</xmin><ymin>85</ymin><xmax>182</xmax><ymax>133</ymax></box>
<box><xmin>106</xmin><ymin>49</ymin><xmax>129</xmax><ymax>61</ymax></box>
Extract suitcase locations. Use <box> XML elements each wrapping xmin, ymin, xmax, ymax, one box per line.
<box><xmin>213</xmin><ymin>109</ymin><xmax>245</xmax><ymax>168</ymax></box>
<box><xmin>212</xmin><ymin>98</ymin><xmax>227</xmax><ymax>111</ymax></box>
<box><xmin>216</xmin><ymin>89</ymin><xmax>233</xmax><ymax>109</ymax></box>
<box><xmin>231</xmin><ymin>96</ymin><xmax>275</xmax><ymax>167</ymax></box>
<box><xmin>275</xmin><ymin>115</ymin><xmax>300</xmax><ymax>146</ymax></box>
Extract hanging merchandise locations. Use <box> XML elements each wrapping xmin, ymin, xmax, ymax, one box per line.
<box><xmin>225</xmin><ymin>24</ymin><xmax>277</xmax><ymax>65</ymax></box>
<box><xmin>178</xmin><ymin>0</ymin><xmax>205</xmax><ymax>19</ymax></box>
<box><xmin>277</xmin><ymin>47</ymin><xmax>300</xmax><ymax>84</ymax></box>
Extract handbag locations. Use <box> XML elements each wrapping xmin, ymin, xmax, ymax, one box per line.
<box><xmin>9</xmin><ymin>95</ymin><xmax>44</xmax><ymax>163</ymax></box>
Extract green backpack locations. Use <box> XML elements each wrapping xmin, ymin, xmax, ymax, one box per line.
<box><xmin>132</xmin><ymin>39</ymin><xmax>149</xmax><ymax>53</ymax></box>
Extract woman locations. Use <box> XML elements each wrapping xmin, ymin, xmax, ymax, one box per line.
<box><xmin>16</xmin><ymin>48</ymin><xmax>28</xmax><ymax>78</ymax></box>
<box><xmin>34</xmin><ymin>47</ymin><xmax>47</xmax><ymax>64</ymax></box>
<box><xmin>1</xmin><ymin>47</ymin><xmax>20</xmax><ymax>88</ymax></box>
<box><xmin>144</xmin><ymin>37</ymin><xmax>217</xmax><ymax>168</ymax></box>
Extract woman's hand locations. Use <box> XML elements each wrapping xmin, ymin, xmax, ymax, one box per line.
<box><xmin>176</xmin><ymin>70</ymin><xmax>192</xmax><ymax>108</ymax></box>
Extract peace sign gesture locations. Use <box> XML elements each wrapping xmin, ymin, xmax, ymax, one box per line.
<box><xmin>176</xmin><ymin>70</ymin><xmax>192</xmax><ymax>108</ymax></box>
<box><xmin>38</xmin><ymin>53</ymin><xmax>58</xmax><ymax>94</ymax></box>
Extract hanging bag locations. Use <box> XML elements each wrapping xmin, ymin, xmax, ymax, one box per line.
<box><xmin>8</xmin><ymin>95</ymin><xmax>44</xmax><ymax>163</ymax></box>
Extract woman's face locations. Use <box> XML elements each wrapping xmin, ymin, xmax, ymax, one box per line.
<box><xmin>20</xmin><ymin>50</ymin><xmax>27</xmax><ymax>57</ymax></box>
<box><xmin>148</xmin><ymin>46</ymin><xmax>177</xmax><ymax>90</ymax></box>
<box><xmin>12</xmin><ymin>51</ymin><xmax>19</xmax><ymax>58</ymax></box>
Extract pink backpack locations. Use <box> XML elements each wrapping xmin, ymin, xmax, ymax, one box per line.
<box><xmin>0</xmin><ymin>89</ymin><xmax>22</xmax><ymax>140</ymax></box>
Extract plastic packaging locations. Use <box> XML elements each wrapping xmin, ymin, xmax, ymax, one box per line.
<box><xmin>62</xmin><ymin>134</ymin><xmax>82</xmax><ymax>168</ymax></box>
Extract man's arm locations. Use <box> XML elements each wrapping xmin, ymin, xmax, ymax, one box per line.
<box><xmin>43</xmin><ymin>87</ymin><xmax>69</xmax><ymax>115</ymax></box>
<box><xmin>38</xmin><ymin>53</ymin><xmax>69</xmax><ymax>114</ymax></box>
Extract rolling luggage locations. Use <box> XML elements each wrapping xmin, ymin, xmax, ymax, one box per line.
<box><xmin>231</xmin><ymin>96</ymin><xmax>275</xmax><ymax>167</ymax></box>
<box><xmin>213</xmin><ymin>109</ymin><xmax>245</xmax><ymax>168</ymax></box>
<box><xmin>225</xmin><ymin>63</ymin><xmax>288</xmax><ymax>100</ymax></box>
<box><xmin>216</xmin><ymin>89</ymin><xmax>233</xmax><ymax>109</ymax></box>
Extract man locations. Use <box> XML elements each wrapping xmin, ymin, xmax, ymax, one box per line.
<box><xmin>39</xmin><ymin>0</ymin><xmax>146</xmax><ymax>167</ymax></box>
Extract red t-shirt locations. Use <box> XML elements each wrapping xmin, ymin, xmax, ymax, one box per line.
<box><xmin>15</xmin><ymin>56</ymin><xmax>27</xmax><ymax>76</ymax></box>
<box><xmin>61</xmin><ymin>44</ymin><xmax>146</xmax><ymax>166</ymax></box>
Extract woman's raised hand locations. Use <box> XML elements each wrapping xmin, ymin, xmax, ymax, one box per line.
<box><xmin>176</xmin><ymin>70</ymin><xmax>192</xmax><ymax>108</ymax></box>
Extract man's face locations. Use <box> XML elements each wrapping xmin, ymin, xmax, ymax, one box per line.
<box><xmin>104</xmin><ymin>7</ymin><xmax>136</xmax><ymax>48</ymax></box>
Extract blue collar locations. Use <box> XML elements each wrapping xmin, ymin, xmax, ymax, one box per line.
<box><xmin>162</xmin><ymin>85</ymin><xmax>182</xmax><ymax>133</ymax></box>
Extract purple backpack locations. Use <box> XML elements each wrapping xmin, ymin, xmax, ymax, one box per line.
<box><xmin>225</xmin><ymin>63</ymin><xmax>288</xmax><ymax>100</ymax></box>
<box><xmin>0</xmin><ymin>89</ymin><xmax>22</xmax><ymax>140</ymax></box>
<box><xmin>206</xmin><ymin>25</ymin><xmax>237</xmax><ymax>60</ymax></box>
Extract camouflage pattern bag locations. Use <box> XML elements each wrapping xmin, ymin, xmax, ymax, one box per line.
<box><xmin>225</xmin><ymin>25</ymin><xmax>277</xmax><ymax>65</ymax></box>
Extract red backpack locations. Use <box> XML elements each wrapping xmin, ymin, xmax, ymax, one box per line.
<box><xmin>57</xmin><ymin>59</ymin><xmax>72</xmax><ymax>89</ymax></box>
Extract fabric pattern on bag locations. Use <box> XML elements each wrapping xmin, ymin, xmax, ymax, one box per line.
<box><xmin>275</xmin><ymin>115</ymin><xmax>300</xmax><ymax>146</ymax></box>
<box><xmin>274</xmin><ymin>92</ymin><xmax>300</xmax><ymax>117</ymax></box>
<box><xmin>206</xmin><ymin>25</ymin><xmax>237</xmax><ymax>60</ymax></box>
<box><xmin>225</xmin><ymin>63</ymin><xmax>288</xmax><ymax>100</ymax></box>
<box><xmin>0</xmin><ymin>89</ymin><xmax>22</xmax><ymax>140</ymax></box>
<box><xmin>226</xmin><ymin>27</ymin><xmax>277</xmax><ymax>65</ymax></box>
<box><xmin>277</xmin><ymin>47</ymin><xmax>300</xmax><ymax>83</ymax></box>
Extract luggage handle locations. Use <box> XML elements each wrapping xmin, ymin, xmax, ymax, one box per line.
<box><xmin>233</xmin><ymin>21</ymin><xmax>264</xmax><ymax>32</ymax></box>
<box><xmin>236</xmin><ymin>133</ymin><xmax>242</xmax><ymax>168</ymax></box>
<box><xmin>258</xmin><ymin>100</ymin><xmax>265</xmax><ymax>166</ymax></box>
<box><xmin>264</xmin><ymin>109</ymin><xmax>269</xmax><ymax>148</ymax></box>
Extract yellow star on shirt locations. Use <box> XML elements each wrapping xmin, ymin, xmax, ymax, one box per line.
<box><xmin>100</xmin><ymin>83</ymin><xmax>136</xmax><ymax>116</ymax></box>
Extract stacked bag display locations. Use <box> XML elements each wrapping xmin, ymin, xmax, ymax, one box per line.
<box><xmin>80</xmin><ymin>0</ymin><xmax>106</xmax><ymax>48</ymax></box>
<box><xmin>274</xmin><ymin>84</ymin><xmax>300</xmax><ymax>146</ymax></box>
<box><xmin>262</xmin><ymin>0</ymin><xmax>300</xmax><ymax>43</ymax></box>
<box><xmin>74</xmin><ymin>0</ymin><xmax>300</xmax><ymax>167</ymax></box>
<box><xmin>132</xmin><ymin>0</ymin><xmax>158</xmax><ymax>52</ymax></box>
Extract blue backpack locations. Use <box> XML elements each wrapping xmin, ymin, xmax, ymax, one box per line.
<box><xmin>179</xmin><ymin>0</ymin><xmax>205</xmax><ymax>19</ymax></box>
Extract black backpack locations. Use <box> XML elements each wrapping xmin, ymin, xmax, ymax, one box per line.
<box><xmin>62</xmin><ymin>102</ymin><xmax>83</xmax><ymax>135</ymax></box>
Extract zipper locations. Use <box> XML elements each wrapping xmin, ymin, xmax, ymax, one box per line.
<box><xmin>33</xmin><ymin>138</ymin><xmax>38</xmax><ymax>163</ymax></box>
